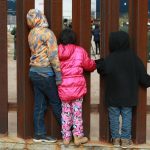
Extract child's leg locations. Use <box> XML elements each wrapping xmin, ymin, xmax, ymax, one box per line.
<box><xmin>61</xmin><ymin>102</ymin><xmax>72</xmax><ymax>141</ymax></box>
<box><xmin>98</xmin><ymin>41</ymin><xmax>100</xmax><ymax>53</ymax></box>
<box><xmin>120</xmin><ymin>107</ymin><xmax>132</xmax><ymax>139</ymax></box>
<box><xmin>95</xmin><ymin>41</ymin><xmax>98</xmax><ymax>54</ymax></box>
<box><xmin>29</xmin><ymin>72</ymin><xmax>47</xmax><ymax>136</ymax></box>
<box><xmin>72</xmin><ymin>98</ymin><xmax>84</xmax><ymax>137</ymax></box>
<box><xmin>33</xmin><ymin>86</ymin><xmax>47</xmax><ymax>136</ymax></box>
<box><xmin>108</xmin><ymin>107</ymin><xmax>121</xmax><ymax>139</ymax></box>
<box><xmin>42</xmin><ymin>76</ymin><xmax>62</xmax><ymax>125</ymax></box>
<box><xmin>72</xmin><ymin>98</ymin><xmax>88</xmax><ymax>145</ymax></box>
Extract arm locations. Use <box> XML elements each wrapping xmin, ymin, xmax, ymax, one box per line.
<box><xmin>137</xmin><ymin>57</ymin><xmax>150</xmax><ymax>87</ymax></box>
<box><xmin>82</xmin><ymin>49</ymin><xmax>96</xmax><ymax>72</ymax></box>
<box><xmin>95</xmin><ymin>58</ymin><xmax>106</xmax><ymax>76</ymax></box>
<box><xmin>46</xmin><ymin>30</ymin><xmax>62</xmax><ymax>85</ymax></box>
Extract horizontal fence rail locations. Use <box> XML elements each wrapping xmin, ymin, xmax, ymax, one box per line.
<box><xmin>8</xmin><ymin>102</ymin><xmax>150</xmax><ymax>114</ymax></box>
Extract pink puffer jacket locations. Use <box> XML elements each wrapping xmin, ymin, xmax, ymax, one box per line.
<box><xmin>58</xmin><ymin>44</ymin><xmax>96</xmax><ymax>102</ymax></box>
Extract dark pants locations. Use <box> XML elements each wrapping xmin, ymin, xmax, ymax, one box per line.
<box><xmin>94</xmin><ymin>41</ymin><xmax>100</xmax><ymax>54</ymax></box>
<box><xmin>29</xmin><ymin>71</ymin><xmax>62</xmax><ymax>136</ymax></box>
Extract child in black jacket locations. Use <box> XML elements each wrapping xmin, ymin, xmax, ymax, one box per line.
<box><xmin>95</xmin><ymin>31</ymin><xmax>150</xmax><ymax>148</ymax></box>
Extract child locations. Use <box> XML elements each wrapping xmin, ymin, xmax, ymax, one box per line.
<box><xmin>58</xmin><ymin>29</ymin><xmax>96</xmax><ymax>146</ymax></box>
<box><xmin>95</xmin><ymin>31</ymin><xmax>150</xmax><ymax>148</ymax></box>
<box><xmin>27</xmin><ymin>9</ymin><xmax>62</xmax><ymax>142</ymax></box>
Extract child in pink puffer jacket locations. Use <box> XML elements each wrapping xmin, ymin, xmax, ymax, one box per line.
<box><xmin>58</xmin><ymin>29</ymin><xmax>96</xmax><ymax>146</ymax></box>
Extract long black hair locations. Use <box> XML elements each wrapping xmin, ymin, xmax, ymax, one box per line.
<box><xmin>58</xmin><ymin>28</ymin><xmax>76</xmax><ymax>45</ymax></box>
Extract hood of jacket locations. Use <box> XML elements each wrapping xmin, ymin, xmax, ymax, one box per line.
<box><xmin>58</xmin><ymin>44</ymin><xmax>76</xmax><ymax>61</ymax></box>
<box><xmin>109</xmin><ymin>31</ymin><xmax>130</xmax><ymax>52</ymax></box>
<box><xmin>26</xmin><ymin>9</ymin><xmax>48</xmax><ymax>29</ymax></box>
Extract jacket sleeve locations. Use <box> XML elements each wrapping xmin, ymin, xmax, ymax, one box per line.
<box><xmin>46</xmin><ymin>30</ymin><xmax>62</xmax><ymax>85</ymax></box>
<box><xmin>137</xmin><ymin>57</ymin><xmax>150</xmax><ymax>88</ymax></box>
<box><xmin>82</xmin><ymin>49</ymin><xmax>96</xmax><ymax>72</ymax></box>
<box><xmin>95</xmin><ymin>58</ymin><xmax>106</xmax><ymax>76</ymax></box>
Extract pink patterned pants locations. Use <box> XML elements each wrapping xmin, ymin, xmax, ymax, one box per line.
<box><xmin>61</xmin><ymin>98</ymin><xmax>84</xmax><ymax>140</ymax></box>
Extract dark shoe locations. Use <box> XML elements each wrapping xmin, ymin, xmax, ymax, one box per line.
<box><xmin>121</xmin><ymin>138</ymin><xmax>133</xmax><ymax>148</ymax></box>
<box><xmin>112</xmin><ymin>138</ymin><xmax>120</xmax><ymax>147</ymax></box>
<box><xmin>33</xmin><ymin>135</ymin><xmax>57</xmax><ymax>143</ymax></box>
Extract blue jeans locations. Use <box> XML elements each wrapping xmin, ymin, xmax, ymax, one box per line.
<box><xmin>108</xmin><ymin>106</ymin><xmax>132</xmax><ymax>139</ymax></box>
<box><xmin>29</xmin><ymin>71</ymin><xmax>62</xmax><ymax>136</ymax></box>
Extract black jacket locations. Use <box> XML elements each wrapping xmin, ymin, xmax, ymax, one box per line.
<box><xmin>96</xmin><ymin>31</ymin><xmax>150</xmax><ymax>107</ymax></box>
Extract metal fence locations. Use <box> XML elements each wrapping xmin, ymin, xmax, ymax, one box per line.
<box><xmin>0</xmin><ymin>0</ymin><xmax>148</xmax><ymax>144</ymax></box>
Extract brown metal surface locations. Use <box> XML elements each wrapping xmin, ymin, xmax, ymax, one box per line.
<box><xmin>44</xmin><ymin>0</ymin><xmax>62</xmax><ymax>138</ymax></box>
<box><xmin>45</xmin><ymin>0</ymin><xmax>62</xmax><ymax>37</ymax></box>
<box><xmin>0</xmin><ymin>0</ymin><xmax>8</xmax><ymax>134</ymax></box>
<box><xmin>8</xmin><ymin>103</ymin><xmax>17</xmax><ymax>111</ymax></box>
<box><xmin>16</xmin><ymin>0</ymin><xmax>34</xmax><ymax>139</ymax></box>
<box><xmin>80</xmin><ymin>0</ymin><xmax>91</xmax><ymax>138</ymax></box>
<box><xmin>129</xmin><ymin>0</ymin><xmax>148</xmax><ymax>144</ymax></box>
<box><xmin>44</xmin><ymin>0</ymin><xmax>51</xmax><ymax>25</ymax></box>
<box><xmin>100</xmin><ymin>0</ymin><xmax>119</xmax><ymax>142</ymax></box>
<box><xmin>72</xmin><ymin>0</ymin><xmax>91</xmax><ymax>138</ymax></box>
<box><xmin>72</xmin><ymin>0</ymin><xmax>81</xmax><ymax>44</ymax></box>
<box><xmin>147</xmin><ymin>105</ymin><xmax>150</xmax><ymax>114</ymax></box>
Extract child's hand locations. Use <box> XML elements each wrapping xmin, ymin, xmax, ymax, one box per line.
<box><xmin>95</xmin><ymin>58</ymin><xmax>104</xmax><ymax>64</ymax></box>
<box><xmin>94</xmin><ymin>58</ymin><xmax>105</xmax><ymax>75</ymax></box>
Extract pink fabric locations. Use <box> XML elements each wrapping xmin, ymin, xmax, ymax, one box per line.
<box><xmin>61</xmin><ymin>98</ymin><xmax>83</xmax><ymax>140</ymax></box>
<box><xmin>58</xmin><ymin>44</ymin><xmax>96</xmax><ymax>102</ymax></box>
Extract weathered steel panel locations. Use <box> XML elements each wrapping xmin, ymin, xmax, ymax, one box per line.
<box><xmin>72</xmin><ymin>0</ymin><xmax>81</xmax><ymax>44</ymax></box>
<box><xmin>45</xmin><ymin>0</ymin><xmax>62</xmax><ymax>37</ymax></box>
<box><xmin>72</xmin><ymin>0</ymin><xmax>91</xmax><ymax>138</ymax></box>
<box><xmin>44</xmin><ymin>0</ymin><xmax>62</xmax><ymax>138</ymax></box>
<box><xmin>100</xmin><ymin>0</ymin><xmax>119</xmax><ymax>142</ymax></box>
<box><xmin>0</xmin><ymin>0</ymin><xmax>8</xmax><ymax>134</ymax></box>
<box><xmin>129</xmin><ymin>0</ymin><xmax>148</xmax><ymax>144</ymax></box>
<box><xmin>16</xmin><ymin>0</ymin><xmax>34</xmax><ymax>139</ymax></box>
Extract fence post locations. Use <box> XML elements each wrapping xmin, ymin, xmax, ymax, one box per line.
<box><xmin>100</xmin><ymin>0</ymin><xmax>119</xmax><ymax>142</ymax></box>
<box><xmin>16</xmin><ymin>0</ymin><xmax>35</xmax><ymax>138</ymax></box>
<box><xmin>44</xmin><ymin>0</ymin><xmax>62</xmax><ymax>138</ymax></box>
<box><xmin>0</xmin><ymin>0</ymin><xmax>8</xmax><ymax>135</ymax></box>
<box><xmin>72</xmin><ymin>0</ymin><xmax>91</xmax><ymax>138</ymax></box>
<box><xmin>129</xmin><ymin>0</ymin><xmax>148</xmax><ymax>144</ymax></box>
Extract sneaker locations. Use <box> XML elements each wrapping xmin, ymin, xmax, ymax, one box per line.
<box><xmin>33</xmin><ymin>135</ymin><xmax>57</xmax><ymax>143</ymax></box>
<box><xmin>121</xmin><ymin>138</ymin><xmax>132</xmax><ymax>148</ymax></box>
<box><xmin>112</xmin><ymin>138</ymin><xmax>120</xmax><ymax>147</ymax></box>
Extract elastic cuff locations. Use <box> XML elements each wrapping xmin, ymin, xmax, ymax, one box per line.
<box><xmin>56</xmin><ymin>80</ymin><xmax>62</xmax><ymax>85</ymax></box>
<box><xmin>55</xmin><ymin>72</ymin><xmax>62</xmax><ymax>81</ymax></box>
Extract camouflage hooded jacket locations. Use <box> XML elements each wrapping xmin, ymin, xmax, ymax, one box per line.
<box><xmin>26</xmin><ymin>9</ymin><xmax>61</xmax><ymax>82</ymax></box>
